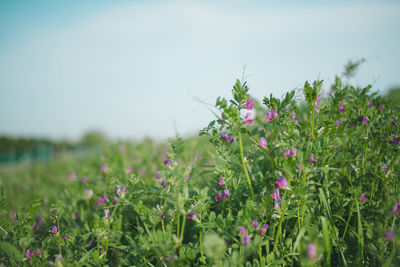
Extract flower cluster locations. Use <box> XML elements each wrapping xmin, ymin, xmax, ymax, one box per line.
<box><xmin>221</xmin><ymin>132</ymin><xmax>234</xmax><ymax>143</ymax></box>
<box><xmin>282</xmin><ymin>148</ymin><xmax>297</xmax><ymax>158</ymax></box>
<box><xmin>215</xmin><ymin>190</ymin><xmax>230</xmax><ymax>202</ymax></box>
<box><xmin>265</xmin><ymin>110</ymin><xmax>278</xmax><ymax>122</ymax></box>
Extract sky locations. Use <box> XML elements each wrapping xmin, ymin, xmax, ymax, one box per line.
<box><xmin>0</xmin><ymin>0</ymin><xmax>399</xmax><ymax>141</ymax></box>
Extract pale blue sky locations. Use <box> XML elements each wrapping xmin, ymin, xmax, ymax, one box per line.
<box><xmin>1</xmin><ymin>0</ymin><xmax>399</xmax><ymax>141</ymax></box>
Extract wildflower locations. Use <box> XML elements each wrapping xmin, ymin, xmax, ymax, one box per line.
<box><xmin>72</xmin><ymin>213</ymin><xmax>78</xmax><ymax>220</ymax></box>
<box><xmin>63</xmin><ymin>235</ymin><xmax>67</xmax><ymax>239</ymax></box>
<box><xmin>258</xmin><ymin>224</ymin><xmax>269</xmax><ymax>236</ymax></box>
<box><xmin>392</xmin><ymin>119</ymin><xmax>398</xmax><ymax>126</ymax></box>
<box><xmin>388</xmin><ymin>136</ymin><xmax>400</xmax><ymax>145</ymax></box>
<box><xmin>66</xmin><ymin>172</ymin><xmax>76</xmax><ymax>180</ymax></box>
<box><xmin>297</xmin><ymin>161</ymin><xmax>302</xmax><ymax>171</ymax></box>
<box><xmin>379</xmin><ymin>105</ymin><xmax>383</xmax><ymax>111</ymax></box>
<box><xmin>161</xmin><ymin>179</ymin><xmax>167</xmax><ymax>188</ymax></box>
<box><xmin>31</xmin><ymin>224</ymin><xmax>36</xmax><ymax>229</ymax></box>
<box><xmin>51</xmin><ymin>210</ymin><xmax>56</xmax><ymax>216</ymax></box>
<box><xmin>224</xmin><ymin>189</ymin><xmax>230</xmax><ymax>198</ymax></box>
<box><xmin>318</xmin><ymin>127</ymin><xmax>324</xmax><ymax>134</ymax></box>
<box><xmin>100</xmin><ymin>163</ymin><xmax>108</xmax><ymax>172</ymax></box>
<box><xmin>244</xmin><ymin>112</ymin><xmax>255</xmax><ymax>124</ymax></box>
<box><xmin>11</xmin><ymin>211</ymin><xmax>17</xmax><ymax>222</ymax></box>
<box><xmin>155</xmin><ymin>173</ymin><xmax>162</xmax><ymax>179</ymax></box>
<box><xmin>384</xmin><ymin>229</ymin><xmax>394</xmax><ymax>241</ymax></box>
<box><xmin>161</xmin><ymin>214</ymin><xmax>166</xmax><ymax>220</ymax></box>
<box><xmin>309</xmin><ymin>155</ymin><xmax>317</xmax><ymax>164</ymax></box>
<box><xmin>81</xmin><ymin>176</ymin><xmax>88</xmax><ymax>183</ymax></box>
<box><xmin>392</xmin><ymin>199</ymin><xmax>400</xmax><ymax>215</ymax></box>
<box><xmin>271</xmin><ymin>109</ymin><xmax>278</xmax><ymax>119</ymax></box>
<box><xmin>187</xmin><ymin>213</ymin><xmax>196</xmax><ymax>220</ymax></box>
<box><xmin>362</xmin><ymin>116</ymin><xmax>368</xmax><ymax>125</ymax></box>
<box><xmin>265</xmin><ymin>112</ymin><xmax>272</xmax><ymax>122</ymax></box>
<box><xmin>26</xmin><ymin>249</ymin><xmax>34</xmax><ymax>258</ymax></box>
<box><xmin>227</xmin><ymin>136</ymin><xmax>234</xmax><ymax>143</ymax></box>
<box><xmin>290</xmin><ymin>111</ymin><xmax>296</xmax><ymax>120</ymax></box>
<box><xmin>307</xmin><ymin>243</ymin><xmax>317</xmax><ymax>260</ymax></box>
<box><xmin>316</xmin><ymin>94</ymin><xmax>321</xmax><ymax>104</ymax></box>
<box><xmin>251</xmin><ymin>220</ymin><xmax>258</xmax><ymax>228</ymax></box>
<box><xmin>258</xmin><ymin>137</ymin><xmax>267</xmax><ymax>148</ymax></box>
<box><xmin>36</xmin><ymin>248</ymin><xmax>41</xmax><ymax>257</ymax></box>
<box><xmin>335</xmin><ymin>119</ymin><xmax>341</xmax><ymax>126</ymax></box>
<box><xmin>215</xmin><ymin>191</ymin><xmax>223</xmax><ymax>202</ymax></box>
<box><xmin>338</xmin><ymin>104</ymin><xmax>345</xmax><ymax>112</ymax></box>
<box><xmin>245</xmin><ymin>98</ymin><xmax>255</xmax><ymax>110</ymax></box>
<box><xmin>274</xmin><ymin>177</ymin><xmax>287</xmax><ymax>189</ymax></box>
<box><xmin>218</xmin><ymin>177</ymin><xmax>225</xmax><ymax>185</ymax></box>
<box><xmin>164</xmin><ymin>159</ymin><xmax>173</xmax><ymax>167</ymax></box>
<box><xmin>116</xmin><ymin>185</ymin><xmax>127</xmax><ymax>197</ymax></box>
<box><xmin>295</xmin><ymin>120</ymin><xmax>299</xmax><ymax>125</ymax></box>
<box><xmin>282</xmin><ymin>149</ymin><xmax>291</xmax><ymax>158</ymax></box>
<box><xmin>291</xmin><ymin>148</ymin><xmax>297</xmax><ymax>157</ymax></box>
<box><xmin>368</xmin><ymin>102</ymin><xmax>373</xmax><ymax>108</ymax></box>
<box><xmin>37</xmin><ymin>213</ymin><xmax>44</xmax><ymax>223</ymax></box>
<box><xmin>118</xmin><ymin>145</ymin><xmax>126</xmax><ymax>152</ymax></box>
<box><xmin>127</xmin><ymin>166</ymin><xmax>134</xmax><ymax>173</ymax></box>
<box><xmin>359</xmin><ymin>193</ymin><xmax>367</xmax><ymax>202</ymax></box>
<box><xmin>242</xmin><ymin>235</ymin><xmax>252</xmax><ymax>246</ymax></box>
<box><xmin>49</xmin><ymin>225</ymin><xmax>57</xmax><ymax>234</ymax></box>
<box><xmin>382</xmin><ymin>164</ymin><xmax>388</xmax><ymax>173</ymax></box>
<box><xmin>270</xmin><ymin>189</ymin><xmax>281</xmax><ymax>210</ymax></box>
<box><xmin>239</xmin><ymin>227</ymin><xmax>246</xmax><ymax>236</ymax></box>
<box><xmin>104</xmin><ymin>209</ymin><xmax>110</xmax><ymax>219</ymax></box>
<box><xmin>219</xmin><ymin>117</ymin><xmax>226</xmax><ymax>123</ymax></box>
<box><xmin>97</xmin><ymin>197</ymin><xmax>105</xmax><ymax>206</ymax></box>
<box><xmin>162</xmin><ymin>151</ymin><xmax>168</xmax><ymax>159</ymax></box>
<box><xmin>221</xmin><ymin>132</ymin><xmax>228</xmax><ymax>140</ymax></box>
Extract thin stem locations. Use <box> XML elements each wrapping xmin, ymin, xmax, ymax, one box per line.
<box><xmin>238</xmin><ymin>128</ymin><xmax>254</xmax><ymax>197</ymax></box>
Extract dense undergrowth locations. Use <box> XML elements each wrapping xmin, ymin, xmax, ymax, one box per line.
<box><xmin>1</xmin><ymin>62</ymin><xmax>399</xmax><ymax>266</ymax></box>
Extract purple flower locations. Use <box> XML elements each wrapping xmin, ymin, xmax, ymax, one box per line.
<box><xmin>359</xmin><ymin>194</ymin><xmax>367</xmax><ymax>202</ymax></box>
<box><xmin>161</xmin><ymin>214</ymin><xmax>166</xmax><ymax>220</ymax></box>
<box><xmin>161</xmin><ymin>179</ymin><xmax>167</xmax><ymax>188</ymax></box>
<box><xmin>127</xmin><ymin>166</ymin><xmax>134</xmax><ymax>173</ymax></box>
<box><xmin>392</xmin><ymin>199</ymin><xmax>400</xmax><ymax>215</ymax></box>
<box><xmin>270</xmin><ymin>189</ymin><xmax>281</xmax><ymax>210</ymax></box>
<box><xmin>97</xmin><ymin>197</ymin><xmax>105</xmax><ymax>206</ymax></box>
<box><xmin>290</xmin><ymin>111</ymin><xmax>296</xmax><ymax>120</ymax></box>
<box><xmin>392</xmin><ymin>119</ymin><xmax>398</xmax><ymax>126</ymax></box>
<box><xmin>36</xmin><ymin>248</ymin><xmax>41</xmax><ymax>257</ymax></box>
<box><xmin>362</xmin><ymin>116</ymin><xmax>368</xmax><ymax>125</ymax></box>
<box><xmin>239</xmin><ymin>227</ymin><xmax>246</xmax><ymax>236</ymax></box>
<box><xmin>244</xmin><ymin>112</ymin><xmax>255</xmax><ymax>124</ymax></box>
<box><xmin>291</xmin><ymin>148</ymin><xmax>297</xmax><ymax>157</ymax></box>
<box><xmin>382</xmin><ymin>164</ymin><xmax>388</xmax><ymax>173</ymax></box>
<box><xmin>258</xmin><ymin>224</ymin><xmax>269</xmax><ymax>236</ymax></box>
<box><xmin>307</xmin><ymin>243</ymin><xmax>317</xmax><ymax>259</ymax></box>
<box><xmin>309</xmin><ymin>155</ymin><xmax>317</xmax><ymax>164</ymax></box>
<box><xmin>297</xmin><ymin>161</ymin><xmax>302</xmax><ymax>171</ymax></box>
<box><xmin>116</xmin><ymin>185</ymin><xmax>127</xmax><ymax>197</ymax></box>
<box><xmin>271</xmin><ymin>109</ymin><xmax>278</xmax><ymax>119</ymax></box>
<box><xmin>251</xmin><ymin>220</ymin><xmax>258</xmax><ymax>229</ymax></box>
<box><xmin>81</xmin><ymin>176</ymin><xmax>88</xmax><ymax>183</ymax></box>
<box><xmin>51</xmin><ymin>210</ymin><xmax>56</xmax><ymax>216</ymax></box>
<box><xmin>282</xmin><ymin>149</ymin><xmax>291</xmax><ymax>158</ymax></box>
<box><xmin>155</xmin><ymin>173</ymin><xmax>162</xmax><ymax>179</ymax></box>
<box><xmin>112</xmin><ymin>197</ymin><xmax>118</xmax><ymax>205</ymax></box>
<box><xmin>219</xmin><ymin>117</ymin><xmax>226</xmax><ymax>123</ymax></box>
<box><xmin>258</xmin><ymin>137</ymin><xmax>267</xmax><ymax>148</ymax></box>
<box><xmin>31</xmin><ymin>224</ymin><xmax>36</xmax><ymax>229</ymax></box>
<box><xmin>316</xmin><ymin>94</ymin><xmax>321</xmax><ymax>104</ymax></box>
<box><xmin>367</xmin><ymin>102</ymin><xmax>373</xmax><ymax>108</ymax></box>
<box><xmin>72</xmin><ymin>213</ymin><xmax>78</xmax><ymax>220</ymax></box>
<box><xmin>274</xmin><ymin>177</ymin><xmax>287</xmax><ymax>189</ymax></box>
<box><xmin>242</xmin><ymin>235</ymin><xmax>252</xmax><ymax>246</ymax></box>
<box><xmin>335</xmin><ymin>119</ymin><xmax>341</xmax><ymax>126</ymax></box>
<box><xmin>100</xmin><ymin>163</ymin><xmax>108</xmax><ymax>172</ymax></box>
<box><xmin>49</xmin><ymin>225</ymin><xmax>57</xmax><ymax>234</ymax></box>
<box><xmin>37</xmin><ymin>213</ymin><xmax>44</xmax><ymax>223</ymax></box>
<box><xmin>104</xmin><ymin>209</ymin><xmax>110</xmax><ymax>219</ymax></box>
<box><xmin>265</xmin><ymin>112</ymin><xmax>272</xmax><ymax>122</ymax></box>
<box><xmin>384</xmin><ymin>229</ymin><xmax>394</xmax><ymax>241</ymax></box>
<box><xmin>221</xmin><ymin>132</ymin><xmax>228</xmax><ymax>140</ymax></box>
<box><xmin>26</xmin><ymin>249</ymin><xmax>34</xmax><ymax>258</ymax></box>
<box><xmin>245</xmin><ymin>98</ymin><xmax>255</xmax><ymax>110</ymax></box>
<box><xmin>218</xmin><ymin>177</ymin><xmax>225</xmax><ymax>185</ymax></box>
<box><xmin>379</xmin><ymin>105</ymin><xmax>383</xmax><ymax>111</ymax></box>
<box><xmin>338</xmin><ymin>104</ymin><xmax>345</xmax><ymax>112</ymax></box>
<box><xmin>228</xmin><ymin>136</ymin><xmax>234</xmax><ymax>143</ymax></box>
<box><xmin>215</xmin><ymin>191</ymin><xmax>223</xmax><ymax>202</ymax></box>
<box><xmin>314</xmin><ymin>103</ymin><xmax>319</xmax><ymax>110</ymax></box>
<box><xmin>224</xmin><ymin>189</ymin><xmax>230</xmax><ymax>198</ymax></box>
<box><xmin>187</xmin><ymin>213</ymin><xmax>196</xmax><ymax>220</ymax></box>
<box><xmin>164</xmin><ymin>159</ymin><xmax>173</xmax><ymax>167</ymax></box>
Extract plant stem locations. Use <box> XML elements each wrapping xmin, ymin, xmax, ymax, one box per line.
<box><xmin>238</xmin><ymin>128</ymin><xmax>254</xmax><ymax>197</ymax></box>
<box><xmin>311</xmin><ymin>104</ymin><xmax>315</xmax><ymax>139</ymax></box>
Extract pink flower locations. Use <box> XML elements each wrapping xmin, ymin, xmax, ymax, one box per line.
<box><xmin>258</xmin><ymin>137</ymin><xmax>267</xmax><ymax>148</ymax></box>
<box><xmin>245</xmin><ymin>98</ymin><xmax>255</xmax><ymax>110</ymax></box>
<box><xmin>291</xmin><ymin>148</ymin><xmax>297</xmax><ymax>157</ymax></box>
<box><xmin>215</xmin><ymin>191</ymin><xmax>223</xmax><ymax>202</ymax></box>
<box><xmin>274</xmin><ymin>177</ymin><xmax>287</xmax><ymax>189</ymax></box>
<box><xmin>335</xmin><ymin>119</ymin><xmax>341</xmax><ymax>126</ymax></box>
<box><xmin>218</xmin><ymin>177</ymin><xmax>225</xmax><ymax>185</ymax></box>
<box><xmin>379</xmin><ymin>105</ymin><xmax>383</xmax><ymax>111</ymax></box>
<box><xmin>97</xmin><ymin>197</ymin><xmax>105</xmax><ymax>206</ymax></box>
<box><xmin>252</xmin><ymin>220</ymin><xmax>258</xmax><ymax>228</ymax></box>
<box><xmin>36</xmin><ymin>248</ymin><xmax>41</xmax><ymax>257</ymax></box>
<box><xmin>164</xmin><ymin>159</ymin><xmax>173</xmax><ymax>167</ymax></box>
<box><xmin>26</xmin><ymin>249</ymin><xmax>34</xmax><ymax>258</ymax></box>
<box><xmin>239</xmin><ymin>227</ymin><xmax>246</xmax><ymax>236</ymax></box>
<box><xmin>49</xmin><ymin>225</ymin><xmax>57</xmax><ymax>234</ymax></box>
<box><xmin>265</xmin><ymin>112</ymin><xmax>272</xmax><ymax>122</ymax></box>
<box><xmin>104</xmin><ymin>209</ymin><xmax>110</xmax><ymax>219</ymax></box>
<box><xmin>81</xmin><ymin>176</ymin><xmax>88</xmax><ymax>183</ymax></box>
<box><xmin>384</xmin><ymin>229</ymin><xmax>394</xmax><ymax>241</ymax></box>
<box><xmin>338</xmin><ymin>104</ymin><xmax>345</xmax><ymax>112</ymax></box>
<box><xmin>161</xmin><ymin>214</ymin><xmax>166</xmax><ymax>220</ymax></box>
<box><xmin>258</xmin><ymin>224</ymin><xmax>268</xmax><ymax>236</ymax></box>
<box><xmin>316</xmin><ymin>94</ymin><xmax>321</xmax><ymax>104</ymax></box>
<box><xmin>270</xmin><ymin>189</ymin><xmax>281</xmax><ymax>210</ymax></box>
<box><xmin>392</xmin><ymin>199</ymin><xmax>400</xmax><ymax>215</ymax></box>
<box><xmin>271</xmin><ymin>110</ymin><xmax>278</xmax><ymax>119</ymax></box>
<box><xmin>362</xmin><ymin>116</ymin><xmax>368</xmax><ymax>125</ymax></box>
<box><xmin>242</xmin><ymin>235</ymin><xmax>252</xmax><ymax>246</ymax></box>
<box><xmin>244</xmin><ymin>112</ymin><xmax>255</xmax><ymax>124</ymax></box>
<box><xmin>155</xmin><ymin>173</ymin><xmax>162</xmax><ymax>179</ymax></box>
<box><xmin>307</xmin><ymin>243</ymin><xmax>317</xmax><ymax>259</ymax></box>
<box><xmin>282</xmin><ymin>149</ymin><xmax>291</xmax><ymax>158</ymax></box>
<box><xmin>367</xmin><ymin>102</ymin><xmax>373</xmax><ymax>108</ymax></box>
<box><xmin>359</xmin><ymin>193</ymin><xmax>367</xmax><ymax>202</ymax></box>
<box><xmin>31</xmin><ymin>224</ymin><xmax>36</xmax><ymax>229</ymax></box>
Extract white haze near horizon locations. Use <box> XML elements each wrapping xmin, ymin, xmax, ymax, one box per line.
<box><xmin>0</xmin><ymin>1</ymin><xmax>399</xmax><ymax>141</ymax></box>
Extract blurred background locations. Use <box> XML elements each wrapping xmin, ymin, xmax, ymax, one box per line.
<box><xmin>0</xmin><ymin>0</ymin><xmax>399</xmax><ymax>164</ymax></box>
